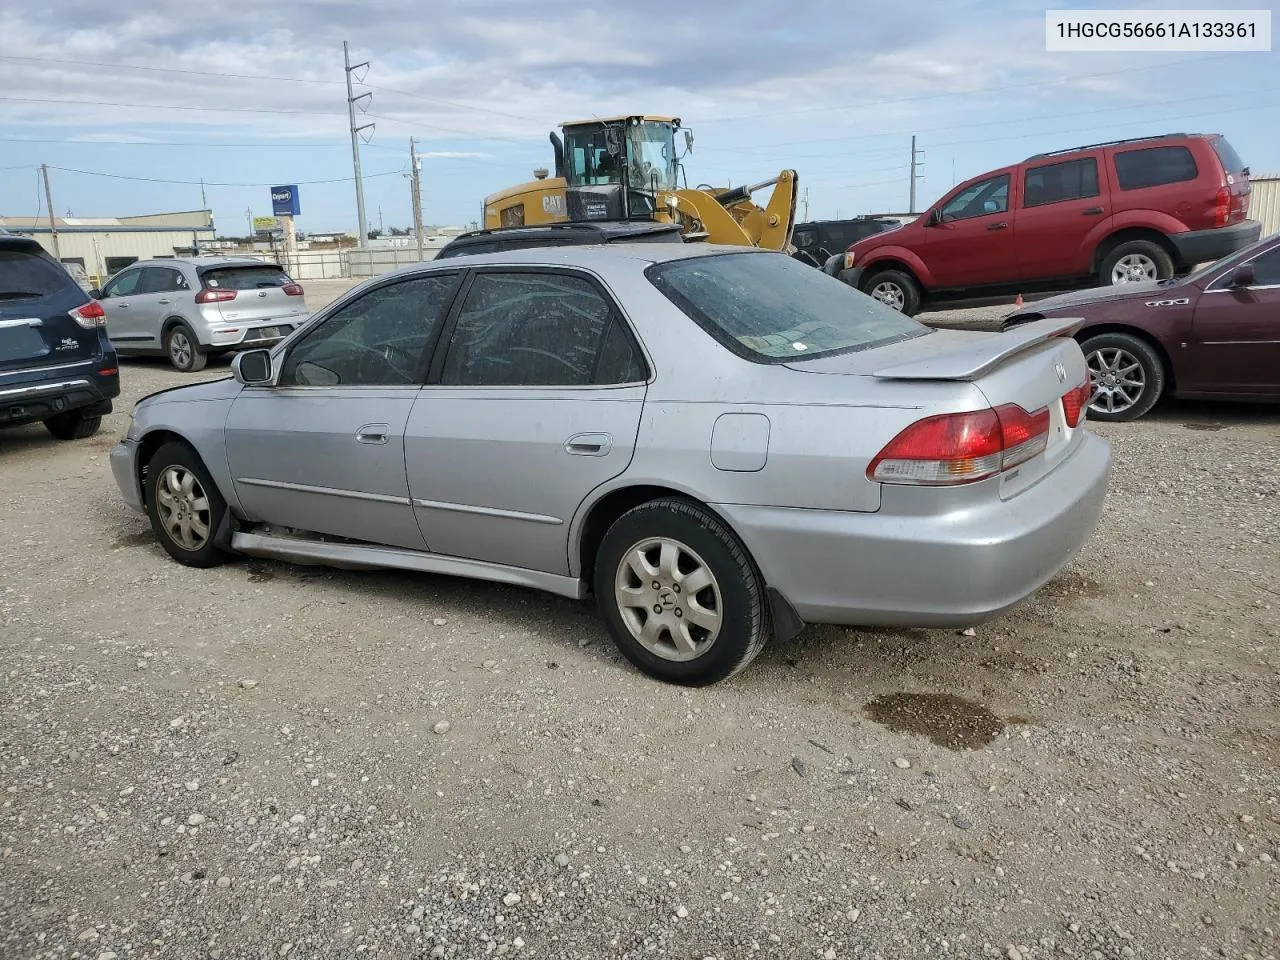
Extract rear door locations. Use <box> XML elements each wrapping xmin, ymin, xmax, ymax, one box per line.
<box><xmin>405</xmin><ymin>268</ymin><xmax>648</xmax><ymax>575</ymax></box>
<box><xmin>922</xmin><ymin>172</ymin><xmax>1019</xmax><ymax>287</ymax></box>
<box><xmin>198</xmin><ymin>264</ymin><xmax>307</xmax><ymax>326</ymax></box>
<box><xmin>0</xmin><ymin>244</ymin><xmax>97</xmax><ymax>378</ymax></box>
<box><xmin>1015</xmin><ymin>153</ymin><xmax>1107</xmax><ymax>281</ymax></box>
<box><xmin>1186</xmin><ymin>244</ymin><xmax>1280</xmax><ymax>395</ymax></box>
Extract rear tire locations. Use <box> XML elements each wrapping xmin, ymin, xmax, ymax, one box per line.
<box><xmin>145</xmin><ymin>441</ymin><xmax>230</xmax><ymax>567</ymax></box>
<box><xmin>165</xmin><ymin>323</ymin><xmax>208</xmax><ymax>373</ymax></box>
<box><xmin>43</xmin><ymin>410</ymin><xmax>101</xmax><ymax>440</ymax></box>
<box><xmin>1100</xmin><ymin>240</ymin><xmax>1174</xmax><ymax>286</ymax></box>
<box><xmin>1080</xmin><ymin>331</ymin><xmax>1165</xmax><ymax>422</ymax></box>
<box><xmin>861</xmin><ymin>269</ymin><xmax>922</xmax><ymax>316</ymax></box>
<box><xmin>594</xmin><ymin>498</ymin><xmax>769</xmax><ymax>686</ymax></box>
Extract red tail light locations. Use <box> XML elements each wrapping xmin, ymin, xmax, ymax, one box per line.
<box><xmin>68</xmin><ymin>300</ymin><xmax>106</xmax><ymax>328</ymax></box>
<box><xmin>195</xmin><ymin>288</ymin><xmax>238</xmax><ymax>304</ymax></box>
<box><xmin>1061</xmin><ymin>378</ymin><xmax>1092</xmax><ymax>428</ymax></box>
<box><xmin>1212</xmin><ymin>186</ymin><xmax>1230</xmax><ymax>228</ymax></box>
<box><xmin>282</xmin><ymin>282</ymin><xmax>304</xmax><ymax>297</ymax></box>
<box><xmin>98</xmin><ymin>367</ymin><xmax>118</xmax><ymax>376</ymax></box>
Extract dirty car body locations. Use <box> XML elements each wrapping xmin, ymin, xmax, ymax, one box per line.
<box><xmin>111</xmin><ymin>245</ymin><xmax>1110</xmax><ymax>684</ymax></box>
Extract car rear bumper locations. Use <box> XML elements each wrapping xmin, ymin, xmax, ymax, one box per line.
<box><xmin>714</xmin><ymin>431</ymin><xmax>1111</xmax><ymax>628</ymax></box>
<box><xmin>1170</xmin><ymin>219</ymin><xmax>1262</xmax><ymax>267</ymax></box>
<box><xmin>110</xmin><ymin>438</ymin><xmax>145</xmax><ymax>514</ymax></box>
<box><xmin>203</xmin><ymin>315</ymin><xmax>307</xmax><ymax>351</ymax></box>
<box><xmin>0</xmin><ymin>356</ymin><xmax>120</xmax><ymax>428</ymax></box>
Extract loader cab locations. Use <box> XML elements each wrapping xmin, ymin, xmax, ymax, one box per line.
<box><xmin>555</xmin><ymin>116</ymin><xmax>682</xmax><ymax>222</ymax></box>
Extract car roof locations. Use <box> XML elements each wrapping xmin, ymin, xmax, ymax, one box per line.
<box><xmin>445</xmin><ymin>221</ymin><xmax>684</xmax><ymax>244</ymax></box>
<box><xmin>403</xmin><ymin>242</ymin><xmax>760</xmax><ymax>277</ymax></box>
<box><xmin>127</xmin><ymin>256</ymin><xmax>278</xmax><ymax>269</ymax></box>
<box><xmin>0</xmin><ymin>234</ymin><xmax>46</xmax><ymax>253</ymax></box>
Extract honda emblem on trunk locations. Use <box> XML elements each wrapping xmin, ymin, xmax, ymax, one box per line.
<box><xmin>1054</xmin><ymin>361</ymin><xmax>1067</xmax><ymax>384</ymax></box>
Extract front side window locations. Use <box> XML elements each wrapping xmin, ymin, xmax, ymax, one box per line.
<box><xmin>102</xmin><ymin>269</ymin><xmax>142</xmax><ymax>298</ymax></box>
<box><xmin>940</xmin><ymin>174</ymin><xmax>1010</xmax><ymax>221</ymax></box>
<box><xmin>440</xmin><ymin>272</ymin><xmax>644</xmax><ymax>387</ymax></box>
<box><xmin>648</xmin><ymin>251</ymin><xmax>927</xmax><ymax>363</ymax></box>
<box><xmin>1023</xmin><ymin>157</ymin><xmax>1100</xmax><ymax>207</ymax></box>
<box><xmin>1247</xmin><ymin>246</ymin><xmax>1280</xmax><ymax>286</ymax></box>
<box><xmin>1114</xmin><ymin>146</ymin><xmax>1198</xmax><ymax>190</ymax></box>
<box><xmin>278</xmin><ymin>274</ymin><xmax>457</xmax><ymax>387</ymax></box>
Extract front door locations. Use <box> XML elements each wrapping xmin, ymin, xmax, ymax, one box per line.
<box><xmin>922</xmin><ymin>173</ymin><xmax>1018</xmax><ymax>288</ymax></box>
<box><xmin>1185</xmin><ymin>245</ymin><xmax>1280</xmax><ymax>396</ymax></box>
<box><xmin>98</xmin><ymin>266</ymin><xmax>148</xmax><ymax>347</ymax></box>
<box><xmin>1015</xmin><ymin>153</ymin><xmax>1107</xmax><ymax>281</ymax></box>
<box><xmin>224</xmin><ymin>272</ymin><xmax>461</xmax><ymax>549</ymax></box>
<box><xmin>406</xmin><ymin>269</ymin><xmax>649</xmax><ymax>575</ymax></box>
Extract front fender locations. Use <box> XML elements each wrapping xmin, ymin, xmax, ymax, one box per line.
<box><xmin>130</xmin><ymin>389</ymin><xmax>242</xmax><ymax>515</ymax></box>
<box><xmin>857</xmin><ymin>245</ymin><xmax>936</xmax><ymax>288</ymax></box>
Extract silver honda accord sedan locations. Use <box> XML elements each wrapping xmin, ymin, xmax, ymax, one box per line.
<box><xmin>110</xmin><ymin>244</ymin><xmax>1110</xmax><ymax>685</ymax></box>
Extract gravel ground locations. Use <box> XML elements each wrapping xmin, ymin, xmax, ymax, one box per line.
<box><xmin>1</xmin><ymin>288</ymin><xmax>1277</xmax><ymax>960</ymax></box>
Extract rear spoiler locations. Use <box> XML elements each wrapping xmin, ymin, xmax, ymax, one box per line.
<box><xmin>873</xmin><ymin>316</ymin><xmax>1084</xmax><ymax>382</ymax></box>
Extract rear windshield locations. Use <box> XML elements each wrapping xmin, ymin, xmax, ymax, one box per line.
<box><xmin>646</xmin><ymin>251</ymin><xmax>927</xmax><ymax>363</ymax></box>
<box><xmin>0</xmin><ymin>248</ymin><xmax>78</xmax><ymax>301</ymax></box>
<box><xmin>199</xmin><ymin>265</ymin><xmax>289</xmax><ymax>290</ymax></box>
<box><xmin>1210</xmin><ymin>135</ymin><xmax>1246</xmax><ymax>174</ymax></box>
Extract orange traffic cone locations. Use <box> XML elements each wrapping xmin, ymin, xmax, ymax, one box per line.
<box><xmin>1014</xmin><ymin>293</ymin><xmax>1024</xmax><ymax>307</ymax></box>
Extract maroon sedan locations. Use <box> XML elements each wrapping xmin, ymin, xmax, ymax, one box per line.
<box><xmin>1003</xmin><ymin>232</ymin><xmax>1280</xmax><ymax>420</ymax></box>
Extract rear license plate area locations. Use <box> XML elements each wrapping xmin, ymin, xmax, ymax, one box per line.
<box><xmin>0</xmin><ymin>325</ymin><xmax>47</xmax><ymax>363</ymax></box>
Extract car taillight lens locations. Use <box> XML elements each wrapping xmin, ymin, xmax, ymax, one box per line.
<box><xmin>195</xmin><ymin>288</ymin><xmax>238</xmax><ymax>303</ymax></box>
<box><xmin>69</xmin><ymin>300</ymin><xmax>106</xmax><ymax>328</ymax></box>
<box><xmin>1212</xmin><ymin>186</ymin><xmax>1230</xmax><ymax>228</ymax></box>
<box><xmin>1061</xmin><ymin>378</ymin><xmax>1092</xmax><ymax>428</ymax></box>
<box><xmin>868</xmin><ymin>403</ymin><xmax>1050</xmax><ymax>486</ymax></box>
<box><xmin>282</xmin><ymin>282</ymin><xmax>304</xmax><ymax>296</ymax></box>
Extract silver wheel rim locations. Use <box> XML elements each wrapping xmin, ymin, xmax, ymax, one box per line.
<box><xmin>1110</xmin><ymin>253</ymin><xmax>1157</xmax><ymax>284</ymax></box>
<box><xmin>614</xmin><ymin>537</ymin><xmax>723</xmax><ymax>662</ymax></box>
<box><xmin>1087</xmin><ymin>347</ymin><xmax>1146</xmax><ymax>414</ymax></box>
<box><xmin>170</xmin><ymin>331</ymin><xmax>193</xmax><ymax>367</ymax></box>
<box><xmin>871</xmin><ymin>281</ymin><xmax>905</xmax><ymax>311</ymax></box>
<box><xmin>155</xmin><ymin>465</ymin><xmax>211</xmax><ymax>550</ymax></box>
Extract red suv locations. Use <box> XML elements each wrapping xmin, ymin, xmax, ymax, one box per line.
<box><xmin>832</xmin><ymin>133</ymin><xmax>1259</xmax><ymax>316</ymax></box>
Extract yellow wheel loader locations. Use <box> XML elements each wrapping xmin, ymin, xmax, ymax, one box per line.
<box><xmin>482</xmin><ymin>115</ymin><xmax>798</xmax><ymax>251</ymax></box>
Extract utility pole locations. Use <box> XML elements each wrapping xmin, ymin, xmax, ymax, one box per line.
<box><xmin>801</xmin><ymin>187</ymin><xmax>809</xmax><ymax>222</ymax></box>
<box><xmin>200</xmin><ymin>178</ymin><xmax>207</xmax><ymax>210</ymax></box>
<box><xmin>344</xmin><ymin>40</ymin><xmax>373</xmax><ymax>246</ymax></box>
<box><xmin>377</xmin><ymin>205</ymin><xmax>384</xmax><ymax>234</ymax></box>
<box><xmin>40</xmin><ymin>164</ymin><xmax>61</xmax><ymax>261</ymax></box>
<box><xmin>909</xmin><ymin>136</ymin><xmax>925</xmax><ymax>214</ymax></box>
<box><xmin>409</xmin><ymin>137</ymin><xmax>425</xmax><ymax>261</ymax></box>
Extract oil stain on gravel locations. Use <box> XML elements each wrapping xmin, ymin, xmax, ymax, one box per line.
<box><xmin>864</xmin><ymin>692</ymin><xmax>1006</xmax><ymax>750</ymax></box>
<box><xmin>246</xmin><ymin>562</ymin><xmax>276</xmax><ymax>583</ymax></box>
<box><xmin>1184</xmin><ymin>422</ymin><xmax>1227</xmax><ymax>431</ymax></box>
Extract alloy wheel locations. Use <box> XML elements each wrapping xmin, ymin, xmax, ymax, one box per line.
<box><xmin>614</xmin><ymin>536</ymin><xmax>723</xmax><ymax>662</ymax></box>
<box><xmin>155</xmin><ymin>465</ymin><xmax>211</xmax><ymax>550</ymax></box>
<box><xmin>1110</xmin><ymin>253</ymin><xmax>1157</xmax><ymax>284</ymax></box>
<box><xmin>1087</xmin><ymin>347</ymin><xmax>1146</xmax><ymax>415</ymax></box>
<box><xmin>871</xmin><ymin>281</ymin><xmax>905</xmax><ymax>311</ymax></box>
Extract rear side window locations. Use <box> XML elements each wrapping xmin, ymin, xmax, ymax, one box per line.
<box><xmin>1114</xmin><ymin>146</ymin><xmax>1198</xmax><ymax>190</ymax></box>
<box><xmin>0</xmin><ymin>248</ymin><xmax>77</xmax><ymax>299</ymax></box>
<box><xmin>1210</xmin><ymin>136</ymin><xmax>1245</xmax><ymax>175</ymax></box>
<box><xmin>200</xmin><ymin>266</ymin><xmax>289</xmax><ymax>290</ymax></box>
<box><xmin>648</xmin><ymin>251</ymin><xmax>926</xmax><ymax>363</ymax></box>
<box><xmin>1023</xmin><ymin>157</ymin><xmax>1099</xmax><ymax>207</ymax></box>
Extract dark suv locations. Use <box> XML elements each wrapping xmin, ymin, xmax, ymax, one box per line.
<box><xmin>837</xmin><ymin>132</ymin><xmax>1259</xmax><ymax>316</ymax></box>
<box><xmin>435</xmin><ymin>220</ymin><xmax>685</xmax><ymax>259</ymax></box>
<box><xmin>1</xmin><ymin>235</ymin><xmax>120</xmax><ymax>440</ymax></box>
<box><xmin>790</xmin><ymin>217</ymin><xmax>899</xmax><ymax>267</ymax></box>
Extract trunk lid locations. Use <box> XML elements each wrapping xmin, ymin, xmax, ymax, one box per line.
<box><xmin>0</xmin><ymin>244</ymin><xmax>99</xmax><ymax>375</ymax></box>
<box><xmin>197</xmin><ymin>264</ymin><xmax>306</xmax><ymax>324</ymax></box>
<box><xmin>787</xmin><ymin>317</ymin><xmax>1092</xmax><ymax>498</ymax></box>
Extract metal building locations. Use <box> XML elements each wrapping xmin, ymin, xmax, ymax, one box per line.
<box><xmin>0</xmin><ymin>209</ymin><xmax>214</xmax><ymax>287</ymax></box>
<box><xmin>1247</xmin><ymin>174</ymin><xmax>1280</xmax><ymax>239</ymax></box>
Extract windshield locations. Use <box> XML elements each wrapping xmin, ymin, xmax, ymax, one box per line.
<box><xmin>647</xmin><ymin>252</ymin><xmax>928</xmax><ymax>363</ymax></box>
<box><xmin>625</xmin><ymin>121</ymin><xmax>677</xmax><ymax>192</ymax></box>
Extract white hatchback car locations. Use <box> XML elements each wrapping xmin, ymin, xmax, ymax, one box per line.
<box><xmin>93</xmin><ymin>257</ymin><xmax>308</xmax><ymax>371</ymax></box>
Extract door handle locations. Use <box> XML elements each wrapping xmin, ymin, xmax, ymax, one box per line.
<box><xmin>564</xmin><ymin>432</ymin><xmax>612</xmax><ymax>456</ymax></box>
<box><xmin>1082</xmin><ymin>206</ymin><xmax>1104</xmax><ymax>216</ymax></box>
<box><xmin>116</xmin><ymin>302</ymin><xmax>129</xmax><ymax>308</ymax></box>
<box><xmin>986</xmin><ymin>221</ymin><xmax>1008</xmax><ymax>231</ymax></box>
<box><xmin>157</xmin><ymin>299</ymin><xmax>172</xmax><ymax>304</ymax></box>
<box><xmin>355</xmin><ymin>423</ymin><xmax>390</xmax><ymax>444</ymax></box>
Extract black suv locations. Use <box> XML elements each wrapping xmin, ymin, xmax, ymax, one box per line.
<box><xmin>0</xmin><ymin>235</ymin><xmax>120</xmax><ymax>440</ymax></box>
<box><xmin>790</xmin><ymin>217</ymin><xmax>899</xmax><ymax>267</ymax></box>
<box><xmin>434</xmin><ymin>220</ymin><xmax>686</xmax><ymax>259</ymax></box>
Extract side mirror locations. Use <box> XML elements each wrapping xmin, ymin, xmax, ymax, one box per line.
<box><xmin>232</xmin><ymin>349</ymin><xmax>273</xmax><ymax>385</ymax></box>
<box><xmin>926</xmin><ymin>209</ymin><xmax>942</xmax><ymax>227</ymax></box>
<box><xmin>1229</xmin><ymin>263</ymin><xmax>1255</xmax><ymax>287</ymax></box>
<box><xmin>89</xmin><ymin>288</ymin><xmax>102</xmax><ymax>299</ymax></box>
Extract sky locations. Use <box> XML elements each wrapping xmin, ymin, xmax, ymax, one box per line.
<box><xmin>1</xmin><ymin>0</ymin><xmax>1277</xmax><ymax>236</ymax></box>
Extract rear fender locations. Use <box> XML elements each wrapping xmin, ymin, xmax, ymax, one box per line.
<box><xmin>1088</xmin><ymin>212</ymin><xmax>1186</xmax><ymax>265</ymax></box>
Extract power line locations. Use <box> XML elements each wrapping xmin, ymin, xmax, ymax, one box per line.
<box><xmin>0</xmin><ymin>95</ymin><xmax>338</xmax><ymax>118</ymax></box>
<box><xmin>46</xmin><ymin>165</ymin><xmax>406</xmax><ymax>187</ymax></box>
<box><xmin>0</xmin><ymin>54</ymin><xmax>343</xmax><ymax>86</ymax></box>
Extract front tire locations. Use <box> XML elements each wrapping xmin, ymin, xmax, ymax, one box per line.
<box><xmin>43</xmin><ymin>410</ymin><xmax>101</xmax><ymax>440</ymax></box>
<box><xmin>1100</xmin><ymin>240</ymin><xmax>1174</xmax><ymax>286</ymax></box>
<box><xmin>594</xmin><ymin>498</ymin><xmax>769</xmax><ymax>686</ymax></box>
<box><xmin>1080</xmin><ymin>332</ymin><xmax>1166</xmax><ymax>422</ymax></box>
<box><xmin>145</xmin><ymin>441</ymin><xmax>230</xmax><ymax>567</ymax></box>
<box><xmin>165</xmin><ymin>323</ymin><xmax>208</xmax><ymax>372</ymax></box>
<box><xmin>861</xmin><ymin>268</ymin><xmax>922</xmax><ymax>316</ymax></box>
